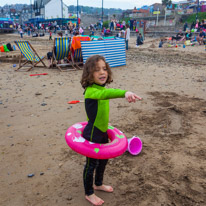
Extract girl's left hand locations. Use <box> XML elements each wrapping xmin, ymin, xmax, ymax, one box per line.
<box><xmin>125</xmin><ymin>91</ymin><xmax>142</xmax><ymax>103</ymax></box>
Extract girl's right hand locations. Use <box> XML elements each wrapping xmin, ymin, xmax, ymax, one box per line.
<box><xmin>125</xmin><ymin>91</ymin><xmax>142</xmax><ymax>103</ymax></box>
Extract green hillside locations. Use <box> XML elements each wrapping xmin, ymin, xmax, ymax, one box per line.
<box><xmin>185</xmin><ymin>12</ymin><xmax>206</xmax><ymax>23</ymax></box>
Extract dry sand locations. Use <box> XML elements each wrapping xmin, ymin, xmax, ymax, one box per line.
<box><xmin>0</xmin><ymin>33</ymin><xmax>206</xmax><ymax>206</ymax></box>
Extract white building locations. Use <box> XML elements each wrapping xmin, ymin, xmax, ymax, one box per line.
<box><xmin>45</xmin><ymin>0</ymin><xmax>68</xmax><ymax>19</ymax></box>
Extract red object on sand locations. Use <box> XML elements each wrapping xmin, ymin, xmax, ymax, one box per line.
<box><xmin>30</xmin><ymin>73</ymin><xmax>48</xmax><ymax>76</ymax></box>
<box><xmin>68</xmin><ymin>100</ymin><xmax>84</xmax><ymax>104</ymax></box>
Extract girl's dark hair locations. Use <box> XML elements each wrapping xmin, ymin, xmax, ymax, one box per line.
<box><xmin>80</xmin><ymin>55</ymin><xmax>113</xmax><ymax>89</ymax></box>
<box><xmin>57</xmin><ymin>32</ymin><xmax>63</xmax><ymax>37</ymax></box>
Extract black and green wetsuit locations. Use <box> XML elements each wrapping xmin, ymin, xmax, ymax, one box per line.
<box><xmin>83</xmin><ymin>83</ymin><xmax>126</xmax><ymax>196</ymax></box>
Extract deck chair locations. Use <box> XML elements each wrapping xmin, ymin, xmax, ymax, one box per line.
<box><xmin>72</xmin><ymin>48</ymin><xmax>83</xmax><ymax>70</ymax></box>
<box><xmin>51</xmin><ymin>37</ymin><xmax>76</xmax><ymax>71</ymax></box>
<box><xmin>71</xmin><ymin>36</ymin><xmax>91</xmax><ymax>70</ymax></box>
<box><xmin>14</xmin><ymin>41</ymin><xmax>46</xmax><ymax>71</ymax></box>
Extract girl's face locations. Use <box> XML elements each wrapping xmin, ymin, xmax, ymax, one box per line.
<box><xmin>93</xmin><ymin>60</ymin><xmax>108</xmax><ymax>85</ymax></box>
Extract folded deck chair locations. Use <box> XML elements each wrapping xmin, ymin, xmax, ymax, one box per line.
<box><xmin>71</xmin><ymin>36</ymin><xmax>91</xmax><ymax>69</ymax></box>
<box><xmin>14</xmin><ymin>41</ymin><xmax>46</xmax><ymax>71</ymax></box>
<box><xmin>51</xmin><ymin>37</ymin><xmax>76</xmax><ymax>71</ymax></box>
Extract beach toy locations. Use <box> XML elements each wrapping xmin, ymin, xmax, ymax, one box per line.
<box><xmin>29</xmin><ymin>73</ymin><xmax>48</xmax><ymax>76</ymax></box>
<box><xmin>185</xmin><ymin>40</ymin><xmax>191</xmax><ymax>46</ymax></box>
<box><xmin>127</xmin><ymin>136</ymin><xmax>142</xmax><ymax>155</ymax></box>
<box><xmin>68</xmin><ymin>100</ymin><xmax>84</xmax><ymax>104</ymax></box>
<box><xmin>0</xmin><ymin>45</ymin><xmax>5</xmax><ymax>52</ymax></box>
<box><xmin>65</xmin><ymin>122</ymin><xmax>128</xmax><ymax>159</ymax></box>
<box><xmin>13</xmin><ymin>64</ymin><xmax>16</xmax><ymax>67</ymax></box>
<box><xmin>183</xmin><ymin>44</ymin><xmax>186</xmax><ymax>48</ymax></box>
<box><xmin>3</xmin><ymin>45</ymin><xmax>10</xmax><ymax>52</ymax></box>
<box><xmin>175</xmin><ymin>45</ymin><xmax>178</xmax><ymax>48</ymax></box>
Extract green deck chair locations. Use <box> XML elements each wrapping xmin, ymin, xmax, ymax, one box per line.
<box><xmin>14</xmin><ymin>41</ymin><xmax>46</xmax><ymax>71</ymax></box>
<box><xmin>51</xmin><ymin>37</ymin><xmax>76</xmax><ymax>71</ymax></box>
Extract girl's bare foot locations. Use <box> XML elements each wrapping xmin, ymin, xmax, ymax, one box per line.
<box><xmin>85</xmin><ymin>194</ymin><xmax>104</xmax><ymax>205</ymax></box>
<box><xmin>94</xmin><ymin>185</ymin><xmax>113</xmax><ymax>193</ymax></box>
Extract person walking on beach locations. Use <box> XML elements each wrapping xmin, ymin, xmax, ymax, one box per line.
<box><xmin>27</xmin><ymin>27</ymin><xmax>31</xmax><ymax>36</ymax></box>
<box><xmin>49</xmin><ymin>30</ymin><xmax>52</xmax><ymax>40</ymax></box>
<box><xmin>65</xmin><ymin>29</ymin><xmax>68</xmax><ymax>37</ymax></box>
<box><xmin>80</xmin><ymin>55</ymin><xmax>142</xmax><ymax>206</ymax></box>
<box><xmin>19</xmin><ymin>27</ymin><xmax>23</xmax><ymax>38</ymax></box>
<box><xmin>125</xmin><ymin>24</ymin><xmax>130</xmax><ymax>50</ymax></box>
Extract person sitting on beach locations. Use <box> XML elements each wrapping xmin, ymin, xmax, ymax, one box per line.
<box><xmin>197</xmin><ymin>29</ymin><xmax>206</xmax><ymax>45</ymax></box>
<box><xmin>159</xmin><ymin>37</ymin><xmax>166</xmax><ymax>48</ymax></box>
<box><xmin>47</xmin><ymin>32</ymin><xmax>63</xmax><ymax>68</ymax></box>
<box><xmin>116</xmin><ymin>31</ymin><xmax>121</xmax><ymax>38</ymax></box>
<box><xmin>190</xmin><ymin>22</ymin><xmax>195</xmax><ymax>30</ymax></box>
<box><xmin>80</xmin><ymin>55</ymin><xmax>142</xmax><ymax>206</ymax></box>
<box><xmin>136</xmin><ymin>33</ymin><xmax>144</xmax><ymax>47</ymax></box>
<box><xmin>185</xmin><ymin>30</ymin><xmax>193</xmax><ymax>41</ymax></box>
<box><xmin>171</xmin><ymin>30</ymin><xmax>184</xmax><ymax>43</ymax></box>
<box><xmin>183</xmin><ymin>22</ymin><xmax>188</xmax><ymax>32</ymax></box>
<box><xmin>195</xmin><ymin>19</ymin><xmax>200</xmax><ymax>32</ymax></box>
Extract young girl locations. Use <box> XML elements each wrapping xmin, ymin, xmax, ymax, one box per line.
<box><xmin>80</xmin><ymin>55</ymin><xmax>142</xmax><ymax>206</ymax></box>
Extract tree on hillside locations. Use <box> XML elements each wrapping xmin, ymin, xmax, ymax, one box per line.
<box><xmin>162</xmin><ymin>0</ymin><xmax>172</xmax><ymax>7</ymax></box>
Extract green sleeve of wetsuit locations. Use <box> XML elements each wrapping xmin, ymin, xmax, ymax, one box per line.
<box><xmin>85</xmin><ymin>87</ymin><xmax>127</xmax><ymax>100</ymax></box>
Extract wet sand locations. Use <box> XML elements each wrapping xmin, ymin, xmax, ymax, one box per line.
<box><xmin>0</xmin><ymin>33</ymin><xmax>206</xmax><ymax>206</ymax></box>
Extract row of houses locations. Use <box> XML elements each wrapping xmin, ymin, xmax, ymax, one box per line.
<box><xmin>0</xmin><ymin>0</ymin><xmax>70</xmax><ymax>25</ymax></box>
<box><xmin>123</xmin><ymin>0</ymin><xmax>206</xmax><ymax>18</ymax></box>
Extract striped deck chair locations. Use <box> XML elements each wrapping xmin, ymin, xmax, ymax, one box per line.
<box><xmin>73</xmin><ymin>48</ymin><xmax>83</xmax><ymax>69</ymax></box>
<box><xmin>71</xmin><ymin>36</ymin><xmax>91</xmax><ymax>69</ymax></box>
<box><xmin>51</xmin><ymin>37</ymin><xmax>76</xmax><ymax>71</ymax></box>
<box><xmin>14</xmin><ymin>41</ymin><xmax>46</xmax><ymax>71</ymax></box>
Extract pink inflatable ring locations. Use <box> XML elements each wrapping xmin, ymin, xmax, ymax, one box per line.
<box><xmin>65</xmin><ymin>122</ymin><xmax>128</xmax><ymax>159</ymax></box>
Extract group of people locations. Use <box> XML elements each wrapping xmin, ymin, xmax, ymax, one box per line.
<box><xmin>187</xmin><ymin>19</ymin><xmax>206</xmax><ymax>32</ymax></box>
<box><xmin>171</xmin><ymin>29</ymin><xmax>206</xmax><ymax>45</ymax></box>
<box><xmin>123</xmin><ymin>24</ymin><xmax>144</xmax><ymax>50</ymax></box>
<box><xmin>110</xmin><ymin>19</ymin><xmax>126</xmax><ymax>31</ymax></box>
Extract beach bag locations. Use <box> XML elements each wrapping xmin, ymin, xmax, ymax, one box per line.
<box><xmin>6</xmin><ymin>43</ymin><xmax>13</xmax><ymax>51</ymax></box>
<box><xmin>3</xmin><ymin>45</ymin><xmax>10</xmax><ymax>52</ymax></box>
<box><xmin>0</xmin><ymin>45</ymin><xmax>5</xmax><ymax>52</ymax></box>
<box><xmin>32</xmin><ymin>33</ymin><xmax>38</xmax><ymax>37</ymax></box>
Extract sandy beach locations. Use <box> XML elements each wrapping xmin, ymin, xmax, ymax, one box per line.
<box><xmin>0</xmin><ymin>33</ymin><xmax>206</xmax><ymax>206</ymax></box>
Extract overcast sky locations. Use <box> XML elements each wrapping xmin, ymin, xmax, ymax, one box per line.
<box><xmin>0</xmin><ymin>0</ymin><xmax>163</xmax><ymax>10</ymax></box>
